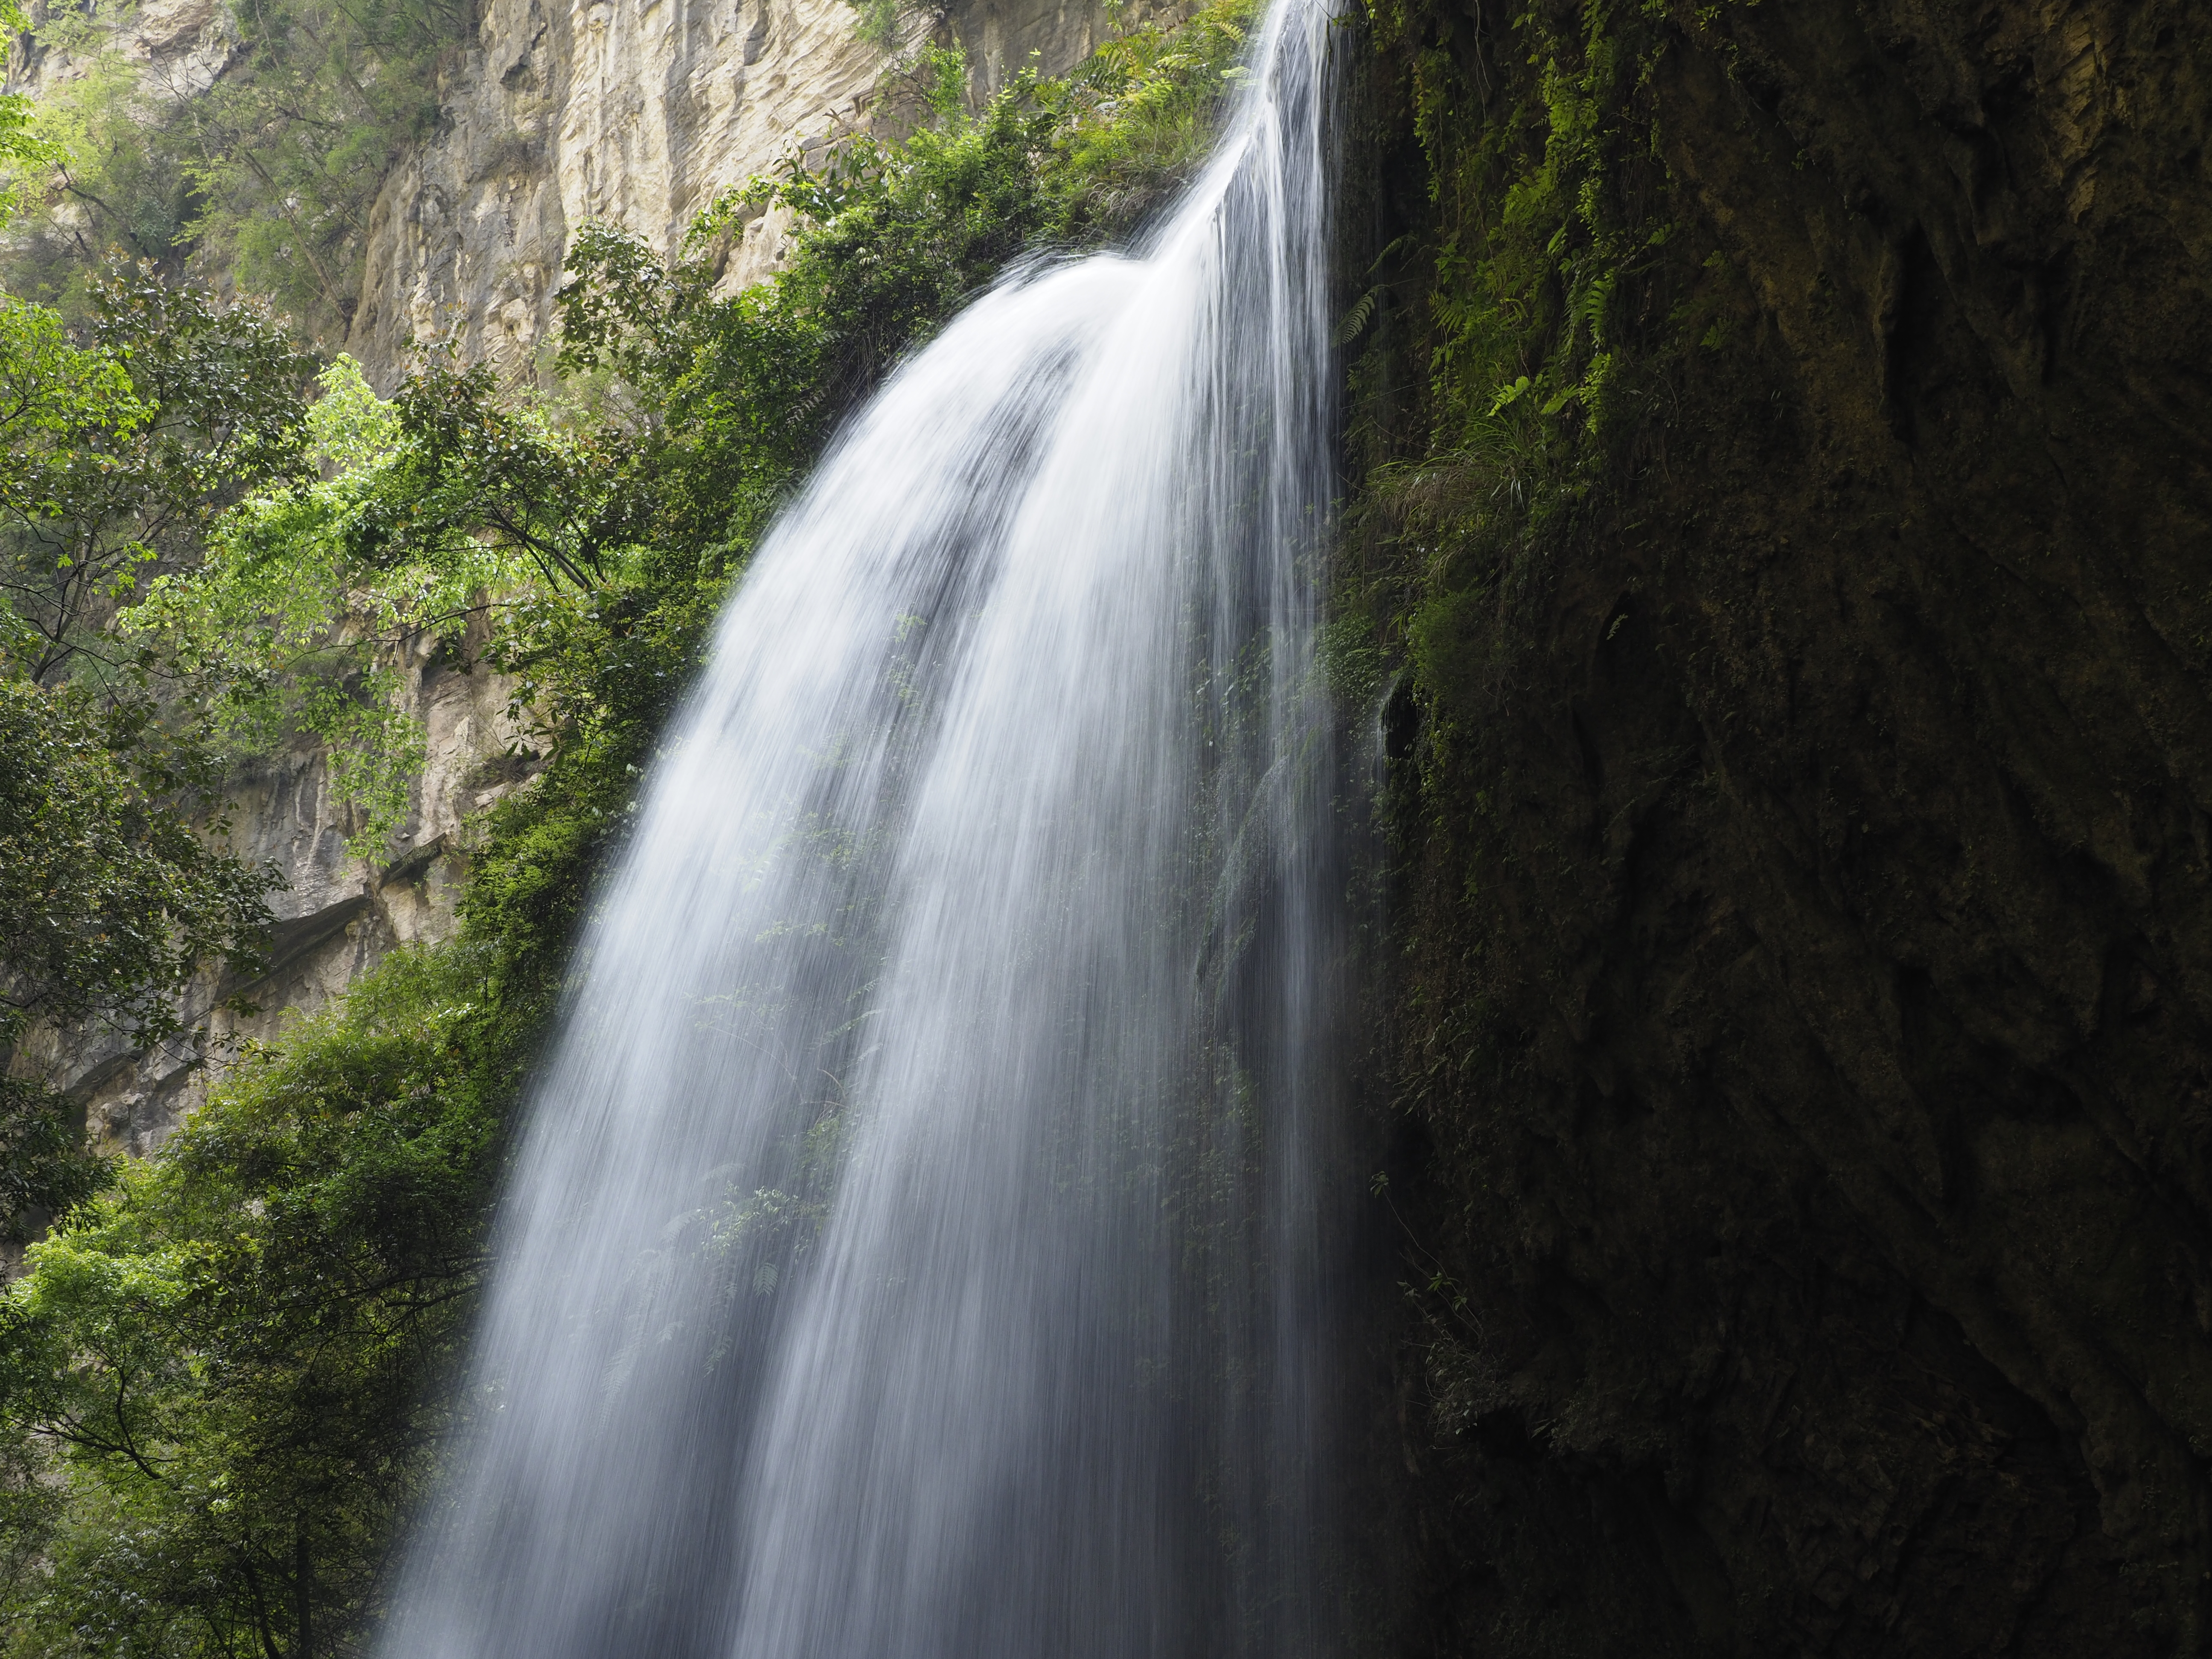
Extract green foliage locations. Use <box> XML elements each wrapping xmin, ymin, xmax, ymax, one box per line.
<box><xmin>0</xmin><ymin>297</ymin><xmax>143</xmax><ymax>526</ymax></box>
<box><xmin>1046</xmin><ymin>3</ymin><xmax>1262</xmax><ymax>207</ymax></box>
<box><xmin>0</xmin><ymin>678</ymin><xmax>276</xmax><ymax>1240</ymax></box>
<box><xmin>0</xmin><ymin>243</ymin><xmax>295</xmax><ymax>1244</ymax></box>
<box><xmin>547</xmin><ymin>11</ymin><xmax>1257</xmax><ymax>542</ymax></box>
<box><xmin>0</xmin><ymin>1</ymin><xmax>61</xmax><ymax>232</ymax></box>
<box><xmin>0</xmin><ymin>945</ymin><xmax>510</xmax><ymax>1657</ymax></box>
<box><xmin>0</xmin><ymin>265</ymin><xmax>316</xmax><ymax>687</ymax></box>
<box><xmin>0</xmin><ymin>1072</ymin><xmax>108</xmax><ymax>1252</ymax></box>
<box><xmin>4</xmin><ymin>44</ymin><xmax>174</xmax><ymax>303</ymax></box>
<box><xmin>849</xmin><ymin>0</ymin><xmax>902</xmax><ymax>49</ymax></box>
<box><xmin>6</xmin><ymin>0</ymin><xmax>469</xmax><ymax>333</ymax></box>
<box><xmin>0</xmin><ymin>255</ymin><xmax>344</xmax><ymax>1271</ymax></box>
<box><xmin>0</xmin><ymin>681</ymin><xmax>269</xmax><ymax>1048</ymax></box>
<box><xmin>126</xmin><ymin>356</ymin><xmax>530</xmax><ymax>855</ymax></box>
<box><xmin>1338</xmin><ymin>0</ymin><xmax>1689</xmax><ymax>748</ymax></box>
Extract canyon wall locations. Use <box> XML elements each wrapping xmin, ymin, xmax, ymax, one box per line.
<box><xmin>24</xmin><ymin>622</ymin><xmax>531</xmax><ymax>1158</ymax></box>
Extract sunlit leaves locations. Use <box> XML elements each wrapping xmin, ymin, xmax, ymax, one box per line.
<box><xmin>125</xmin><ymin>356</ymin><xmax>529</xmax><ymax>856</ymax></box>
<box><xmin>0</xmin><ymin>267</ymin><xmax>315</xmax><ymax>687</ymax></box>
<box><xmin>0</xmin><ymin>297</ymin><xmax>143</xmax><ymax>524</ymax></box>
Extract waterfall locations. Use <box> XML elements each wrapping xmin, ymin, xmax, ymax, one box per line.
<box><xmin>387</xmin><ymin>2</ymin><xmax>1348</xmax><ymax>1651</ymax></box>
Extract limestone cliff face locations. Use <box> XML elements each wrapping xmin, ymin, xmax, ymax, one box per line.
<box><xmin>343</xmin><ymin>0</ymin><xmax>1160</xmax><ymax>386</ymax></box>
<box><xmin>7</xmin><ymin>0</ymin><xmax>236</xmax><ymax>108</ymax></box>
<box><xmin>342</xmin><ymin>0</ymin><xmax>878</xmax><ymax>383</ymax></box>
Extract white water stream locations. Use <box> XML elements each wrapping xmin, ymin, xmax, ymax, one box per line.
<box><xmin>389</xmin><ymin>3</ymin><xmax>1348</xmax><ymax>1650</ymax></box>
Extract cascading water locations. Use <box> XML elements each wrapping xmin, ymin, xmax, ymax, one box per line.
<box><xmin>387</xmin><ymin>3</ymin><xmax>1348</xmax><ymax>1652</ymax></box>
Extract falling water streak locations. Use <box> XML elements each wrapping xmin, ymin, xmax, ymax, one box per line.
<box><xmin>386</xmin><ymin>3</ymin><xmax>1348</xmax><ymax>1654</ymax></box>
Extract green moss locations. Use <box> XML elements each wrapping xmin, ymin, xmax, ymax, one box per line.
<box><xmin>1339</xmin><ymin>0</ymin><xmax>1695</xmax><ymax>701</ymax></box>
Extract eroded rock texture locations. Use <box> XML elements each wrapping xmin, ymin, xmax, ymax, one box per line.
<box><xmin>1380</xmin><ymin>0</ymin><xmax>2212</xmax><ymax>1653</ymax></box>
<box><xmin>344</xmin><ymin>0</ymin><xmax>1185</xmax><ymax>384</ymax></box>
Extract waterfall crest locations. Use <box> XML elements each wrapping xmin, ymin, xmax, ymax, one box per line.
<box><xmin>387</xmin><ymin>4</ymin><xmax>1348</xmax><ymax>1650</ymax></box>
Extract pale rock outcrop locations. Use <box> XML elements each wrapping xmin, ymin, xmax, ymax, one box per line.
<box><xmin>2</xmin><ymin>0</ymin><xmax>240</xmax><ymax>262</ymax></box>
<box><xmin>344</xmin><ymin>0</ymin><xmax>1176</xmax><ymax>385</ymax></box>
<box><xmin>8</xmin><ymin>0</ymin><xmax>239</xmax><ymax>104</ymax></box>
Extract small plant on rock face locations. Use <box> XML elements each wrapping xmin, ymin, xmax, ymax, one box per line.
<box><xmin>1335</xmin><ymin>0</ymin><xmax>1688</xmax><ymax>784</ymax></box>
<box><xmin>850</xmin><ymin>0</ymin><xmax>903</xmax><ymax>49</ymax></box>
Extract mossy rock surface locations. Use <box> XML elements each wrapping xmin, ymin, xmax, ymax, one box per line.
<box><xmin>1346</xmin><ymin>0</ymin><xmax>2212</xmax><ymax>1651</ymax></box>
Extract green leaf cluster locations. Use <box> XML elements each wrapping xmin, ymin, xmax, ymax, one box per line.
<box><xmin>0</xmin><ymin>680</ymin><xmax>272</xmax><ymax>1057</ymax></box>
<box><xmin>0</xmin><ymin>944</ymin><xmax>510</xmax><ymax>1658</ymax></box>
<box><xmin>0</xmin><ymin>266</ymin><xmax>316</xmax><ymax>688</ymax></box>
<box><xmin>124</xmin><ymin>355</ymin><xmax>534</xmax><ymax>856</ymax></box>
<box><xmin>0</xmin><ymin>1</ymin><xmax>63</xmax><ymax>231</ymax></box>
<box><xmin>0</xmin><ymin>677</ymin><xmax>277</xmax><ymax>1243</ymax></box>
<box><xmin>0</xmin><ymin>257</ymin><xmax>297</xmax><ymax>1246</ymax></box>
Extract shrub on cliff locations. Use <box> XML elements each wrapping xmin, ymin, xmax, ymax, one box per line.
<box><xmin>0</xmin><ymin>253</ymin><xmax>297</xmax><ymax>1244</ymax></box>
<box><xmin>0</xmin><ymin>680</ymin><xmax>276</xmax><ymax>1243</ymax></box>
<box><xmin>0</xmin><ymin>0</ymin><xmax>470</xmax><ymax>335</ymax></box>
